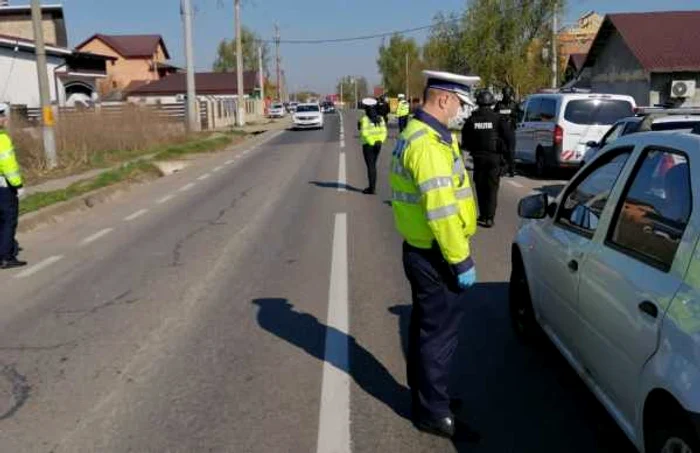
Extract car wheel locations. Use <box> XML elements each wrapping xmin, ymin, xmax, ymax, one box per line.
<box><xmin>509</xmin><ymin>253</ymin><xmax>542</xmax><ymax>343</ymax></box>
<box><xmin>648</xmin><ymin>414</ymin><xmax>700</xmax><ymax>453</ymax></box>
<box><xmin>535</xmin><ymin>150</ymin><xmax>547</xmax><ymax>179</ymax></box>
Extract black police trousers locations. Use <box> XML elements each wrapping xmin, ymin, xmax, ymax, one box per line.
<box><xmin>0</xmin><ymin>187</ymin><xmax>19</xmax><ymax>261</ymax></box>
<box><xmin>398</xmin><ymin>116</ymin><xmax>409</xmax><ymax>133</ymax></box>
<box><xmin>473</xmin><ymin>154</ymin><xmax>502</xmax><ymax>221</ymax></box>
<box><xmin>362</xmin><ymin>142</ymin><xmax>382</xmax><ymax>192</ymax></box>
<box><xmin>402</xmin><ymin>241</ymin><xmax>468</xmax><ymax>420</ymax></box>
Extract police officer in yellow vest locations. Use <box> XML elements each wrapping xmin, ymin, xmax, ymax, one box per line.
<box><xmin>389</xmin><ymin>70</ymin><xmax>479</xmax><ymax>439</ymax></box>
<box><xmin>358</xmin><ymin>98</ymin><xmax>388</xmax><ymax>195</ymax></box>
<box><xmin>396</xmin><ymin>93</ymin><xmax>410</xmax><ymax>133</ymax></box>
<box><xmin>0</xmin><ymin>103</ymin><xmax>26</xmax><ymax>269</ymax></box>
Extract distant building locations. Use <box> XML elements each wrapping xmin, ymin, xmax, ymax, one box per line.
<box><xmin>75</xmin><ymin>34</ymin><xmax>179</xmax><ymax>99</ymax></box>
<box><xmin>126</xmin><ymin>71</ymin><xmax>261</xmax><ymax>104</ymax></box>
<box><xmin>0</xmin><ymin>4</ymin><xmax>112</xmax><ymax>109</ymax></box>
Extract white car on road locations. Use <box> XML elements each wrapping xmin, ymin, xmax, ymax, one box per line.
<box><xmin>268</xmin><ymin>102</ymin><xmax>286</xmax><ymax>118</ymax></box>
<box><xmin>292</xmin><ymin>103</ymin><xmax>324</xmax><ymax>130</ymax></box>
<box><xmin>512</xmin><ymin>129</ymin><xmax>700</xmax><ymax>452</ymax></box>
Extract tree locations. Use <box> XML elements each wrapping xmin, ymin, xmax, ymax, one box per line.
<box><xmin>213</xmin><ymin>26</ymin><xmax>270</xmax><ymax>74</ymax></box>
<box><xmin>336</xmin><ymin>76</ymin><xmax>369</xmax><ymax>106</ymax></box>
<box><xmin>377</xmin><ymin>35</ymin><xmax>424</xmax><ymax>98</ymax></box>
<box><xmin>290</xmin><ymin>91</ymin><xmax>320</xmax><ymax>102</ymax></box>
<box><xmin>424</xmin><ymin>0</ymin><xmax>560</xmax><ymax>96</ymax></box>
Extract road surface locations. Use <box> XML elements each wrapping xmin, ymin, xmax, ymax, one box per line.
<box><xmin>0</xmin><ymin>112</ymin><xmax>636</xmax><ymax>452</ymax></box>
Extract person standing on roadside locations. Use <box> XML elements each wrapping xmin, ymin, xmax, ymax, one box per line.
<box><xmin>493</xmin><ymin>86</ymin><xmax>518</xmax><ymax>177</ymax></box>
<box><xmin>0</xmin><ymin>103</ymin><xmax>27</xmax><ymax>269</ymax></box>
<box><xmin>389</xmin><ymin>70</ymin><xmax>479</xmax><ymax>439</ymax></box>
<box><xmin>358</xmin><ymin>98</ymin><xmax>387</xmax><ymax>195</ymax></box>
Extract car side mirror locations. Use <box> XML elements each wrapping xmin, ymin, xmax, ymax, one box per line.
<box><xmin>518</xmin><ymin>193</ymin><xmax>549</xmax><ymax>219</ymax></box>
<box><xmin>586</xmin><ymin>140</ymin><xmax>599</xmax><ymax>148</ymax></box>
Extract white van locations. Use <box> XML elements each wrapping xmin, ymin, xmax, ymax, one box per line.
<box><xmin>515</xmin><ymin>92</ymin><xmax>636</xmax><ymax>176</ymax></box>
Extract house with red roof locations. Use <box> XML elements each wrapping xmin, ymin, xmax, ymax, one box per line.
<box><xmin>577</xmin><ymin>11</ymin><xmax>700</xmax><ymax>107</ymax></box>
<box><xmin>75</xmin><ymin>34</ymin><xmax>179</xmax><ymax>98</ymax></box>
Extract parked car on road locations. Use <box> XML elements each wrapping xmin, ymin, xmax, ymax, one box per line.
<box><xmin>268</xmin><ymin>102</ymin><xmax>286</xmax><ymax>118</ymax></box>
<box><xmin>321</xmin><ymin>101</ymin><xmax>336</xmax><ymax>114</ymax></box>
<box><xmin>515</xmin><ymin>91</ymin><xmax>636</xmax><ymax>177</ymax></box>
<box><xmin>292</xmin><ymin>103</ymin><xmax>324</xmax><ymax>130</ymax></box>
<box><xmin>512</xmin><ymin>128</ymin><xmax>700</xmax><ymax>453</ymax></box>
<box><xmin>582</xmin><ymin>107</ymin><xmax>700</xmax><ymax>166</ymax></box>
<box><xmin>288</xmin><ymin>102</ymin><xmax>299</xmax><ymax>113</ymax></box>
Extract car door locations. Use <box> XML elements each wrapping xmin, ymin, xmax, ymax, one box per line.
<box><xmin>582</xmin><ymin>121</ymin><xmax>628</xmax><ymax>165</ymax></box>
<box><xmin>529</xmin><ymin>147</ymin><xmax>634</xmax><ymax>349</ymax></box>
<box><xmin>516</xmin><ymin>97</ymin><xmax>541</xmax><ymax>163</ymax></box>
<box><xmin>575</xmin><ymin>146</ymin><xmax>694</xmax><ymax>425</ymax></box>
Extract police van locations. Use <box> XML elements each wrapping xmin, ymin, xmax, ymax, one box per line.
<box><xmin>515</xmin><ymin>91</ymin><xmax>636</xmax><ymax>176</ymax></box>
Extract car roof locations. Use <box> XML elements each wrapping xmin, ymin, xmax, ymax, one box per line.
<box><xmin>604</xmin><ymin>130</ymin><xmax>700</xmax><ymax>155</ymax></box>
<box><xmin>528</xmin><ymin>93</ymin><xmax>636</xmax><ymax>102</ymax></box>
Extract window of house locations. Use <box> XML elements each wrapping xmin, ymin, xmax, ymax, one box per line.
<box><xmin>607</xmin><ymin>148</ymin><xmax>692</xmax><ymax>271</ymax></box>
<box><xmin>557</xmin><ymin>148</ymin><xmax>632</xmax><ymax>236</ymax></box>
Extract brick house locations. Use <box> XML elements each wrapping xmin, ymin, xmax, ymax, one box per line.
<box><xmin>576</xmin><ymin>11</ymin><xmax>700</xmax><ymax>107</ymax></box>
<box><xmin>0</xmin><ymin>2</ymin><xmax>66</xmax><ymax>47</ymax></box>
<box><xmin>75</xmin><ymin>34</ymin><xmax>179</xmax><ymax>97</ymax></box>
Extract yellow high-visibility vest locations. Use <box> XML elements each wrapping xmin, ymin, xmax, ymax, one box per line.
<box><xmin>359</xmin><ymin>116</ymin><xmax>387</xmax><ymax>145</ymax></box>
<box><xmin>396</xmin><ymin>100</ymin><xmax>410</xmax><ymax>117</ymax></box>
<box><xmin>0</xmin><ymin>132</ymin><xmax>22</xmax><ymax>188</ymax></box>
<box><xmin>389</xmin><ymin>118</ymin><xmax>477</xmax><ymax>271</ymax></box>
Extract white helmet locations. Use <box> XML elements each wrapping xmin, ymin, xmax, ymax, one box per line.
<box><xmin>398</xmin><ymin>94</ymin><xmax>406</xmax><ymax>100</ymax></box>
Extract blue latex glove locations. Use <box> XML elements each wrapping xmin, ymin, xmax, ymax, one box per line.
<box><xmin>457</xmin><ymin>268</ymin><xmax>477</xmax><ymax>289</ymax></box>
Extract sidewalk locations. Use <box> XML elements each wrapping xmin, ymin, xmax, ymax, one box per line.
<box><xmin>25</xmin><ymin>117</ymin><xmax>291</xmax><ymax>196</ymax></box>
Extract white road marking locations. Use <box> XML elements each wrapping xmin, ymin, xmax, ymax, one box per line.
<box><xmin>14</xmin><ymin>255</ymin><xmax>63</xmax><ymax>279</ymax></box>
<box><xmin>242</xmin><ymin>150</ymin><xmax>250</xmax><ymax>156</ymax></box>
<box><xmin>508</xmin><ymin>180</ymin><xmax>525</xmax><ymax>189</ymax></box>
<box><xmin>316</xmin><ymin>213</ymin><xmax>350</xmax><ymax>453</ymax></box>
<box><xmin>157</xmin><ymin>194</ymin><xmax>175</xmax><ymax>204</ymax></box>
<box><xmin>338</xmin><ymin>153</ymin><xmax>346</xmax><ymax>192</ymax></box>
<box><xmin>179</xmin><ymin>182</ymin><xmax>195</xmax><ymax>192</ymax></box>
<box><xmin>225</xmin><ymin>159</ymin><xmax>235</xmax><ymax>165</ymax></box>
<box><xmin>212</xmin><ymin>166</ymin><xmax>223</xmax><ymax>173</ymax></box>
<box><xmin>124</xmin><ymin>208</ymin><xmax>149</xmax><ymax>222</ymax></box>
<box><xmin>80</xmin><ymin>228</ymin><xmax>113</xmax><ymax>246</ymax></box>
<box><xmin>197</xmin><ymin>173</ymin><xmax>211</xmax><ymax>181</ymax></box>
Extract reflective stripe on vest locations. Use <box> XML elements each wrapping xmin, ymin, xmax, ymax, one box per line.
<box><xmin>426</xmin><ymin>204</ymin><xmax>458</xmax><ymax>221</ymax></box>
<box><xmin>392</xmin><ymin>190</ymin><xmax>421</xmax><ymax>204</ymax></box>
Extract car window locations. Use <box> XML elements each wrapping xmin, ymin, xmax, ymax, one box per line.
<box><xmin>600</xmin><ymin>122</ymin><xmax>625</xmax><ymax>146</ymax></box>
<box><xmin>652</xmin><ymin>121</ymin><xmax>700</xmax><ymax>132</ymax></box>
<box><xmin>296</xmin><ymin>105</ymin><xmax>319</xmax><ymax>112</ymax></box>
<box><xmin>540</xmin><ymin>99</ymin><xmax>557</xmax><ymax>121</ymax></box>
<box><xmin>271</xmin><ymin>103</ymin><xmax>283</xmax><ymax>108</ymax></box>
<box><xmin>607</xmin><ymin>149</ymin><xmax>692</xmax><ymax>271</ymax></box>
<box><xmin>525</xmin><ymin>98</ymin><xmax>542</xmax><ymax>122</ymax></box>
<box><xmin>557</xmin><ymin>148</ymin><xmax>633</xmax><ymax>236</ymax></box>
<box><xmin>564</xmin><ymin>99</ymin><xmax>635</xmax><ymax>125</ymax></box>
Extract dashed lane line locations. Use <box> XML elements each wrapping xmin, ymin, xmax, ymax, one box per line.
<box><xmin>157</xmin><ymin>194</ymin><xmax>175</xmax><ymax>204</ymax></box>
<box><xmin>178</xmin><ymin>183</ymin><xmax>196</xmax><ymax>192</ymax></box>
<box><xmin>124</xmin><ymin>209</ymin><xmax>149</xmax><ymax>222</ymax></box>
<box><xmin>80</xmin><ymin>228</ymin><xmax>114</xmax><ymax>246</ymax></box>
<box><xmin>14</xmin><ymin>255</ymin><xmax>64</xmax><ymax>279</ymax></box>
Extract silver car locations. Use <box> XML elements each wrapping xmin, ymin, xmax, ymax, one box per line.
<box><xmin>512</xmin><ymin>129</ymin><xmax>700</xmax><ymax>452</ymax></box>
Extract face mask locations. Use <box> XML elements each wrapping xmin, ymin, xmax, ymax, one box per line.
<box><xmin>447</xmin><ymin>104</ymin><xmax>465</xmax><ymax>130</ymax></box>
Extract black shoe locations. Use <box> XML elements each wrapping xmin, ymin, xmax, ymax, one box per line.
<box><xmin>415</xmin><ymin>416</ymin><xmax>455</xmax><ymax>439</ymax></box>
<box><xmin>0</xmin><ymin>258</ymin><xmax>27</xmax><ymax>269</ymax></box>
<box><xmin>362</xmin><ymin>187</ymin><xmax>375</xmax><ymax>195</ymax></box>
<box><xmin>478</xmin><ymin>218</ymin><xmax>494</xmax><ymax>228</ymax></box>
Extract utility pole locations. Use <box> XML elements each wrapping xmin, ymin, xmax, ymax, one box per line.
<box><xmin>274</xmin><ymin>22</ymin><xmax>281</xmax><ymax>101</ymax></box>
<box><xmin>30</xmin><ymin>0</ymin><xmax>57</xmax><ymax>168</ymax></box>
<box><xmin>234</xmin><ymin>0</ymin><xmax>245</xmax><ymax>126</ymax></box>
<box><xmin>339</xmin><ymin>78</ymin><xmax>343</xmax><ymax>109</ymax></box>
<box><xmin>551</xmin><ymin>0</ymin><xmax>558</xmax><ymax>89</ymax></box>
<box><xmin>405</xmin><ymin>52</ymin><xmax>409</xmax><ymax>98</ymax></box>
<box><xmin>181</xmin><ymin>0</ymin><xmax>198</xmax><ymax>132</ymax></box>
<box><xmin>353</xmin><ymin>78</ymin><xmax>358</xmax><ymax>110</ymax></box>
<box><xmin>258</xmin><ymin>44</ymin><xmax>264</xmax><ymax>101</ymax></box>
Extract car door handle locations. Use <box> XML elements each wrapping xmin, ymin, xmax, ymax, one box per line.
<box><xmin>639</xmin><ymin>301</ymin><xmax>659</xmax><ymax>319</ymax></box>
<box><xmin>568</xmin><ymin>260</ymin><xmax>579</xmax><ymax>272</ymax></box>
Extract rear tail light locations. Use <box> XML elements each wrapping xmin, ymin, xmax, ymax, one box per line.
<box><xmin>554</xmin><ymin>125</ymin><xmax>564</xmax><ymax>145</ymax></box>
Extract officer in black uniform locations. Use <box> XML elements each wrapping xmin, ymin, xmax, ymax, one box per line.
<box><xmin>493</xmin><ymin>86</ymin><xmax>518</xmax><ymax>177</ymax></box>
<box><xmin>461</xmin><ymin>90</ymin><xmax>509</xmax><ymax>228</ymax></box>
<box><xmin>376</xmin><ymin>95</ymin><xmax>390</xmax><ymax>126</ymax></box>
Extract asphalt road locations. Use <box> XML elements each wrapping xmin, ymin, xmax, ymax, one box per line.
<box><xmin>0</xmin><ymin>112</ymin><xmax>637</xmax><ymax>452</ymax></box>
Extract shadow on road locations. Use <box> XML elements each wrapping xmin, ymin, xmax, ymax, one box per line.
<box><xmin>309</xmin><ymin>181</ymin><xmax>364</xmax><ymax>193</ymax></box>
<box><xmin>534</xmin><ymin>184</ymin><xmax>566</xmax><ymax>198</ymax></box>
<box><xmin>252</xmin><ymin>298</ymin><xmax>411</xmax><ymax>421</ymax></box>
<box><xmin>390</xmin><ymin>282</ymin><xmax>636</xmax><ymax>452</ymax></box>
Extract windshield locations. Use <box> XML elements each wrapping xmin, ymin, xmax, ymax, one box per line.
<box><xmin>564</xmin><ymin>99</ymin><xmax>634</xmax><ymax>125</ymax></box>
<box><xmin>296</xmin><ymin>105</ymin><xmax>319</xmax><ymax>113</ymax></box>
<box><xmin>271</xmin><ymin>103</ymin><xmax>283</xmax><ymax>109</ymax></box>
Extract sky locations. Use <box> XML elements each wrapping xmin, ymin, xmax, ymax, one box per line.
<box><xmin>47</xmin><ymin>0</ymin><xmax>700</xmax><ymax>95</ymax></box>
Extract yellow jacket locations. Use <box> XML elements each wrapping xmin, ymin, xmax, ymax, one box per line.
<box><xmin>0</xmin><ymin>131</ymin><xmax>22</xmax><ymax>188</ymax></box>
<box><xmin>389</xmin><ymin>110</ymin><xmax>477</xmax><ymax>272</ymax></box>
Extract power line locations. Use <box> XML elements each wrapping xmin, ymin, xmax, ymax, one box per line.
<box><xmin>262</xmin><ymin>18</ymin><xmax>460</xmax><ymax>44</ymax></box>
